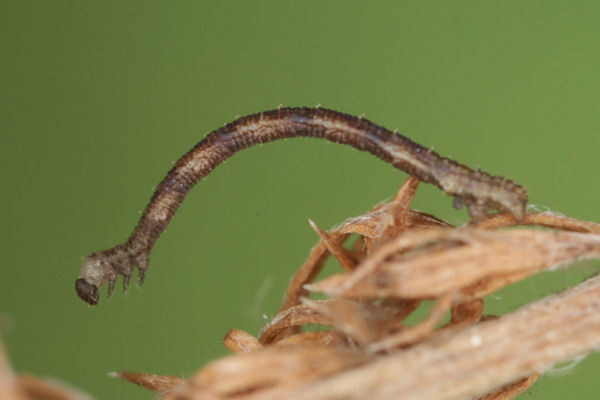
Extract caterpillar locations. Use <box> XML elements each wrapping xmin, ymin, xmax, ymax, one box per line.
<box><xmin>75</xmin><ymin>107</ymin><xmax>527</xmax><ymax>305</ymax></box>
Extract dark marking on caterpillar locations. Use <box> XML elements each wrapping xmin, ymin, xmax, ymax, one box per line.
<box><xmin>75</xmin><ymin>107</ymin><xmax>528</xmax><ymax>305</ymax></box>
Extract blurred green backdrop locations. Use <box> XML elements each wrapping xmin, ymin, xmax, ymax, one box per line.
<box><xmin>2</xmin><ymin>1</ymin><xmax>600</xmax><ymax>399</ymax></box>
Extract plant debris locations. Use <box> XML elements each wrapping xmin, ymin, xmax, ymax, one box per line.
<box><xmin>0</xmin><ymin>341</ymin><xmax>92</xmax><ymax>400</ymax></box>
<box><xmin>106</xmin><ymin>176</ymin><xmax>600</xmax><ymax>399</ymax></box>
<box><xmin>17</xmin><ymin>176</ymin><xmax>600</xmax><ymax>399</ymax></box>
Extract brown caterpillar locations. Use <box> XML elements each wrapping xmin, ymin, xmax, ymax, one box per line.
<box><xmin>75</xmin><ymin>107</ymin><xmax>528</xmax><ymax>305</ymax></box>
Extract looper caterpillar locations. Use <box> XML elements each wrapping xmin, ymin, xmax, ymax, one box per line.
<box><xmin>75</xmin><ymin>107</ymin><xmax>527</xmax><ymax>305</ymax></box>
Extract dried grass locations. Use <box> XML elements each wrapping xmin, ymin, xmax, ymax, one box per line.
<box><xmin>5</xmin><ymin>176</ymin><xmax>600</xmax><ymax>399</ymax></box>
<box><xmin>120</xmin><ymin>177</ymin><xmax>600</xmax><ymax>399</ymax></box>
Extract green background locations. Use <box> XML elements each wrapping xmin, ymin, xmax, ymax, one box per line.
<box><xmin>2</xmin><ymin>1</ymin><xmax>600</xmax><ymax>399</ymax></box>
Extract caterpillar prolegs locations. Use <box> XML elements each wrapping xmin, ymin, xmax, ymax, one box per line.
<box><xmin>75</xmin><ymin>107</ymin><xmax>527</xmax><ymax>305</ymax></box>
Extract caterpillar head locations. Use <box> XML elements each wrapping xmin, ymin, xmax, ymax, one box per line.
<box><xmin>75</xmin><ymin>278</ymin><xmax>99</xmax><ymax>306</ymax></box>
<box><xmin>75</xmin><ymin>245</ymin><xmax>147</xmax><ymax>305</ymax></box>
<box><xmin>75</xmin><ymin>254</ymin><xmax>112</xmax><ymax>306</ymax></box>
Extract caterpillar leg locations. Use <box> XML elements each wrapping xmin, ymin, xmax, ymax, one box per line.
<box><xmin>74</xmin><ymin>244</ymin><xmax>148</xmax><ymax>305</ymax></box>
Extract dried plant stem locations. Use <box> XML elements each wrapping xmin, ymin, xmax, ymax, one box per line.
<box><xmin>367</xmin><ymin>292</ymin><xmax>455</xmax><ymax>351</ymax></box>
<box><xmin>0</xmin><ymin>341</ymin><xmax>92</xmax><ymax>400</ymax></box>
<box><xmin>283</xmin><ymin>274</ymin><xmax>600</xmax><ymax>400</ymax></box>
<box><xmin>109</xmin><ymin>372</ymin><xmax>185</xmax><ymax>395</ymax></box>
<box><xmin>473</xmin><ymin>212</ymin><xmax>600</xmax><ymax>233</ymax></box>
<box><xmin>281</xmin><ymin>237</ymin><xmax>346</xmax><ymax>311</ymax></box>
<box><xmin>102</xmin><ymin>179</ymin><xmax>600</xmax><ymax>399</ymax></box>
<box><xmin>0</xmin><ymin>342</ymin><xmax>28</xmax><ymax>400</ymax></box>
